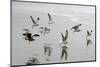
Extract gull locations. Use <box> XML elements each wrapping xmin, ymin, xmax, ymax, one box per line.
<box><xmin>48</xmin><ymin>13</ymin><xmax>55</xmax><ymax>24</ymax></box>
<box><xmin>71</xmin><ymin>24</ymin><xmax>82</xmax><ymax>32</ymax></box>
<box><xmin>61</xmin><ymin>30</ymin><xmax>68</xmax><ymax>45</ymax></box>
<box><xmin>30</xmin><ymin>16</ymin><xmax>40</xmax><ymax>28</ymax></box>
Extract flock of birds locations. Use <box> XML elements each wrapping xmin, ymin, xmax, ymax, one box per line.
<box><xmin>22</xmin><ymin>13</ymin><xmax>54</xmax><ymax>43</ymax></box>
<box><xmin>21</xmin><ymin>13</ymin><xmax>93</xmax><ymax>65</ymax></box>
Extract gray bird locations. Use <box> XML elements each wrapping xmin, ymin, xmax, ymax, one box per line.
<box><xmin>87</xmin><ymin>30</ymin><xmax>92</xmax><ymax>36</ymax></box>
<box><xmin>71</xmin><ymin>24</ymin><xmax>82</xmax><ymax>32</ymax></box>
<box><xmin>60</xmin><ymin>30</ymin><xmax>68</xmax><ymax>60</ymax></box>
<box><xmin>48</xmin><ymin>13</ymin><xmax>55</xmax><ymax>24</ymax></box>
<box><xmin>86</xmin><ymin>30</ymin><xmax>92</xmax><ymax>47</ymax></box>
<box><xmin>61</xmin><ymin>30</ymin><xmax>68</xmax><ymax>44</ymax></box>
<box><xmin>30</xmin><ymin>16</ymin><xmax>39</xmax><ymax>28</ymax></box>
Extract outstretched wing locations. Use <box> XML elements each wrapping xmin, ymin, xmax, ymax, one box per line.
<box><xmin>64</xmin><ymin>30</ymin><xmax>68</xmax><ymax>41</ymax></box>
<box><xmin>87</xmin><ymin>30</ymin><xmax>89</xmax><ymax>35</ymax></box>
<box><xmin>61</xmin><ymin>32</ymin><xmax>64</xmax><ymax>41</ymax></box>
<box><xmin>48</xmin><ymin>13</ymin><xmax>52</xmax><ymax>21</ymax></box>
<box><xmin>23</xmin><ymin>29</ymin><xmax>29</xmax><ymax>31</ymax></box>
<box><xmin>30</xmin><ymin>16</ymin><xmax>36</xmax><ymax>24</ymax></box>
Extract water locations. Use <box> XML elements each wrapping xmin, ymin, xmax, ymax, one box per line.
<box><xmin>12</xmin><ymin>1</ymin><xmax>95</xmax><ymax>66</ymax></box>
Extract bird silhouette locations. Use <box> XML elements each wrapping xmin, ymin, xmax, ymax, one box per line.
<box><xmin>61</xmin><ymin>30</ymin><xmax>68</xmax><ymax>44</ymax></box>
<box><xmin>48</xmin><ymin>13</ymin><xmax>55</xmax><ymax>24</ymax></box>
<box><xmin>71</xmin><ymin>24</ymin><xmax>82</xmax><ymax>32</ymax></box>
<box><xmin>86</xmin><ymin>30</ymin><xmax>92</xmax><ymax>47</ymax></box>
<box><xmin>61</xmin><ymin>30</ymin><xmax>68</xmax><ymax>41</ymax></box>
<box><xmin>60</xmin><ymin>30</ymin><xmax>68</xmax><ymax>60</ymax></box>
<box><xmin>22</xmin><ymin>29</ymin><xmax>35</xmax><ymax>44</ymax></box>
<box><xmin>87</xmin><ymin>30</ymin><xmax>92</xmax><ymax>36</ymax></box>
<box><xmin>30</xmin><ymin>16</ymin><xmax>39</xmax><ymax>28</ymax></box>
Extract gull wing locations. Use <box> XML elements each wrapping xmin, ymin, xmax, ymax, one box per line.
<box><xmin>48</xmin><ymin>13</ymin><xmax>52</xmax><ymax>21</ymax></box>
<box><xmin>61</xmin><ymin>32</ymin><xmax>64</xmax><ymax>41</ymax></box>
<box><xmin>30</xmin><ymin>16</ymin><xmax>36</xmax><ymax>24</ymax></box>
<box><xmin>64</xmin><ymin>30</ymin><xmax>68</xmax><ymax>41</ymax></box>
